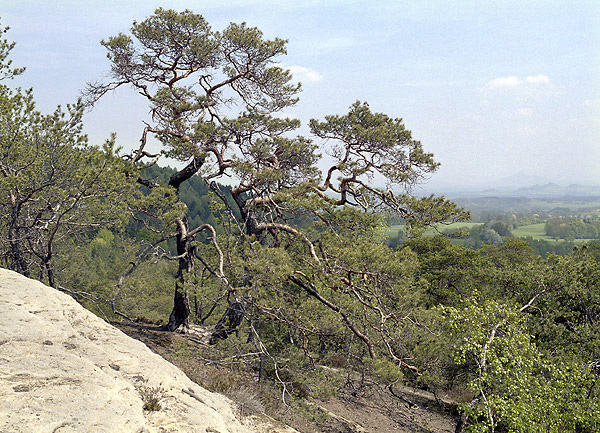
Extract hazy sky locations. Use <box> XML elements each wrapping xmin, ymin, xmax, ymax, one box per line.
<box><xmin>3</xmin><ymin>0</ymin><xmax>600</xmax><ymax>189</ymax></box>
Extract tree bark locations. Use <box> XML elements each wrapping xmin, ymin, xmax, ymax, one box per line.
<box><xmin>230</xmin><ymin>186</ymin><xmax>263</xmax><ymax>237</ymax></box>
<box><xmin>209</xmin><ymin>299</ymin><xmax>247</xmax><ymax>344</ymax></box>
<box><xmin>163</xmin><ymin>154</ymin><xmax>205</xmax><ymax>331</ymax></box>
<box><xmin>166</xmin><ymin>285</ymin><xmax>191</xmax><ymax>331</ymax></box>
<box><xmin>165</xmin><ymin>227</ymin><xmax>194</xmax><ymax>331</ymax></box>
<box><xmin>8</xmin><ymin>211</ymin><xmax>29</xmax><ymax>277</ymax></box>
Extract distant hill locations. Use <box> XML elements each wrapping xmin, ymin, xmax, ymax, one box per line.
<box><xmin>515</xmin><ymin>183</ymin><xmax>600</xmax><ymax>197</ymax></box>
<box><xmin>420</xmin><ymin>171</ymin><xmax>600</xmax><ymax>199</ymax></box>
<box><xmin>488</xmin><ymin>172</ymin><xmax>555</xmax><ymax>189</ymax></box>
<box><xmin>422</xmin><ymin>182</ymin><xmax>600</xmax><ymax>199</ymax></box>
<box><xmin>452</xmin><ymin>194</ymin><xmax>600</xmax><ymax>217</ymax></box>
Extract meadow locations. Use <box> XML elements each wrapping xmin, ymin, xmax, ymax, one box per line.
<box><xmin>512</xmin><ymin>223</ymin><xmax>594</xmax><ymax>243</ymax></box>
<box><xmin>511</xmin><ymin>223</ymin><xmax>553</xmax><ymax>241</ymax></box>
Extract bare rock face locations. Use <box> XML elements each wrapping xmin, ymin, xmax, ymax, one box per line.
<box><xmin>0</xmin><ymin>269</ymin><xmax>296</xmax><ymax>433</ymax></box>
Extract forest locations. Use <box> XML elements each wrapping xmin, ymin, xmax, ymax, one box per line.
<box><xmin>1</xmin><ymin>10</ymin><xmax>599</xmax><ymax>432</ymax></box>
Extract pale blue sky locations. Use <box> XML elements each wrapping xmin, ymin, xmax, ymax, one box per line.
<box><xmin>3</xmin><ymin>0</ymin><xmax>600</xmax><ymax>189</ymax></box>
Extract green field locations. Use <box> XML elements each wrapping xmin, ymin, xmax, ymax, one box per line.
<box><xmin>511</xmin><ymin>223</ymin><xmax>550</xmax><ymax>240</ymax></box>
<box><xmin>512</xmin><ymin>223</ymin><xmax>594</xmax><ymax>244</ymax></box>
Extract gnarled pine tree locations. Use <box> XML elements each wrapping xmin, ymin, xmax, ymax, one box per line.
<box><xmin>86</xmin><ymin>9</ymin><xmax>468</xmax><ymax>372</ymax></box>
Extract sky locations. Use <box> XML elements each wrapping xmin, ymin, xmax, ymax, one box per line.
<box><xmin>3</xmin><ymin>0</ymin><xmax>600</xmax><ymax>191</ymax></box>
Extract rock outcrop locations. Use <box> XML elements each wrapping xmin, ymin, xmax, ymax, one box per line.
<box><xmin>0</xmin><ymin>268</ymin><xmax>296</xmax><ymax>433</ymax></box>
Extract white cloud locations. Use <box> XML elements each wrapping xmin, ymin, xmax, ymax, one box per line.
<box><xmin>486</xmin><ymin>76</ymin><xmax>522</xmax><ymax>88</ymax></box>
<box><xmin>285</xmin><ymin>65</ymin><xmax>324</xmax><ymax>83</ymax></box>
<box><xmin>525</xmin><ymin>75</ymin><xmax>551</xmax><ymax>84</ymax></box>
<box><xmin>485</xmin><ymin>74</ymin><xmax>551</xmax><ymax>89</ymax></box>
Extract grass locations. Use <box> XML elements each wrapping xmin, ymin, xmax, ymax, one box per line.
<box><xmin>511</xmin><ymin>223</ymin><xmax>550</xmax><ymax>240</ymax></box>
<box><xmin>511</xmin><ymin>223</ymin><xmax>593</xmax><ymax>244</ymax></box>
<box><xmin>140</xmin><ymin>386</ymin><xmax>166</xmax><ymax>411</ymax></box>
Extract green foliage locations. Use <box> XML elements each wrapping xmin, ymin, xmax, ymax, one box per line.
<box><xmin>309</xmin><ymin>101</ymin><xmax>439</xmax><ymax>184</ymax></box>
<box><xmin>0</xmin><ymin>31</ymin><xmax>139</xmax><ymax>285</ymax></box>
<box><xmin>521</xmin><ymin>237</ymin><xmax>576</xmax><ymax>258</ymax></box>
<box><xmin>545</xmin><ymin>217</ymin><xmax>600</xmax><ymax>240</ymax></box>
<box><xmin>403</xmin><ymin>235</ymin><xmax>485</xmax><ymax>306</ymax></box>
<box><xmin>0</xmin><ymin>21</ymin><xmax>25</xmax><ymax>80</ymax></box>
<box><xmin>526</xmin><ymin>254</ymin><xmax>600</xmax><ymax>363</ymax></box>
<box><xmin>395</xmin><ymin>232</ymin><xmax>600</xmax><ymax>430</ymax></box>
<box><xmin>55</xmin><ymin>230</ymin><xmax>175</xmax><ymax>322</ymax></box>
<box><xmin>445</xmin><ymin>299</ymin><xmax>600</xmax><ymax>432</ymax></box>
<box><xmin>576</xmin><ymin>240</ymin><xmax>600</xmax><ymax>261</ymax></box>
<box><xmin>367</xmin><ymin>357</ymin><xmax>405</xmax><ymax>385</ymax></box>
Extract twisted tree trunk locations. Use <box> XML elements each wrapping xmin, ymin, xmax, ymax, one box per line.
<box><xmin>164</xmin><ymin>156</ymin><xmax>205</xmax><ymax>331</ymax></box>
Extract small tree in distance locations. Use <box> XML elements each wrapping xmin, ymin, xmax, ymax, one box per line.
<box><xmin>0</xmin><ymin>22</ymin><xmax>138</xmax><ymax>288</ymax></box>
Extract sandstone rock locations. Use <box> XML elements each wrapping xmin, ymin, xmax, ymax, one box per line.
<box><xmin>0</xmin><ymin>269</ymin><xmax>297</xmax><ymax>433</ymax></box>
